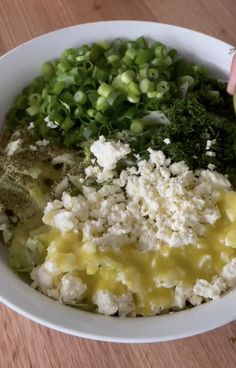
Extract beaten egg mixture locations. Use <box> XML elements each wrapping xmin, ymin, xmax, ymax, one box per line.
<box><xmin>9</xmin><ymin>190</ymin><xmax>236</xmax><ymax>316</ymax></box>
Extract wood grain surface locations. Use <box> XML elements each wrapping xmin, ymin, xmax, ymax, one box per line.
<box><xmin>0</xmin><ymin>1</ymin><xmax>236</xmax><ymax>367</ymax></box>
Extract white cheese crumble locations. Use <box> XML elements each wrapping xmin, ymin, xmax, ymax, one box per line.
<box><xmin>27</xmin><ymin>121</ymin><xmax>35</xmax><ymax>130</ymax></box>
<box><xmin>206</xmin><ymin>139</ymin><xmax>216</xmax><ymax>150</ymax></box>
<box><xmin>29</xmin><ymin>145</ymin><xmax>37</xmax><ymax>151</ymax></box>
<box><xmin>90</xmin><ymin>135</ymin><xmax>131</xmax><ymax>169</ymax></box>
<box><xmin>221</xmin><ymin>258</ymin><xmax>236</xmax><ymax>287</ymax></box>
<box><xmin>207</xmin><ymin>163</ymin><xmax>216</xmax><ymax>170</ymax></box>
<box><xmin>205</xmin><ymin>151</ymin><xmax>216</xmax><ymax>157</ymax></box>
<box><xmin>60</xmin><ymin>273</ymin><xmax>87</xmax><ymax>303</ymax></box>
<box><xmin>4</xmin><ymin>138</ymin><xmax>22</xmax><ymax>156</ymax></box>
<box><xmin>163</xmin><ymin>138</ymin><xmax>171</xmax><ymax>144</ymax></box>
<box><xmin>36</xmin><ymin>139</ymin><xmax>50</xmax><ymax>147</ymax></box>
<box><xmin>193</xmin><ymin>277</ymin><xmax>226</xmax><ymax>300</ymax></box>
<box><xmin>44</xmin><ymin>116</ymin><xmax>58</xmax><ymax>129</ymax></box>
<box><xmin>52</xmin><ymin>153</ymin><xmax>74</xmax><ymax>167</ymax></box>
<box><xmin>93</xmin><ymin>290</ymin><xmax>133</xmax><ymax>316</ymax></box>
<box><xmin>42</xmin><ymin>141</ymin><xmax>230</xmax><ymax>251</ymax></box>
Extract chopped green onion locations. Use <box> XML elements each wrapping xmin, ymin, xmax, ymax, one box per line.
<box><xmin>87</xmin><ymin>108</ymin><xmax>96</xmax><ymax>118</ymax></box>
<box><xmin>61</xmin><ymin>117</ymin><xmax>74</xmax><ymax>131</ymax></box>
<box><xmin>178</xmin><ymin>76</ymin><xmax>194</xmax><ymax>87</ymax></box>
<box><xmin>96</xmin><ymin>96</ymin><xmax>109</xmax><ymax>111</ymax></box>
<box><xmin>26</xmin><ymin>105</ymin><xmax>40</xmax><ymax>116</ymax></box>
<box><xmin>147</xmin><ymin>91</ymin><xmax>164</xmax><ymax>99</ymax></box>
<box><xmin>139</xmin><ymin>79</ymin><xmax>154</xmax><ymax>93</ymax></box>
<box><xmin>154</xmin><ymin>44</ymin><xmax>168</xmax><ymax>57</ymax></box>
<box><xmin>57</xmin><ymin>60</ymin><xmax>69</xmax><ymax>72</ymax></box>
<box><xmin>88</xmin><ymin>91</ymin><xmax>99</xmax><ymax>105</ymax></box>
<box><xmin>76</xmin><ymin>54</ymin><xmax>90</xmax><ymax>62</ymax></box>
<box><xmin>60</xmin><ymin>91</ymin><xmax>73</xmax><ymax>104</ymax></box>
<box><xmin>41</xmin><ymin>62</ymin><xmax>54</xmax><ymax>75</ymax></box>
<box><xmin>97</xmin><ymin>40</ymin><xmax>111</xmax><ymax>50</ymax></box>
<box><xmin>98</xmin><ymin>83</ymin><xmax>113</xmax><ymax>98</ymax></box>
<box><xmin>130</xmin><ymin>119</ymin><xmax>144</xmax><ymax>133</ymax></box>
<box><xmin>139</xmin><ymin>68</ymin><xmax>148</xmax><ymax>79</ymax></box>
<box><xmin>148</xmin><ymin>68</ymin><xmax>159</xmax><ymax>80</ymax></box>
<box><xmin>92</xmin><ymin>66</ymin><xmax>109</xmax><ymax>81</ymax></box>
<box><xmin>125</xmin><ymin>47</ymin><xmax>137</xmax><ymax>60</ymax></box>
<box><xmin>94</xmin><ymin>111</ymin><xmax>108</xmax><ymax>124</ymax></box>
<box><xmin>74</xmin><ymin>105</ymin><xmax>84</xmax><ymax>118</ymax></box>
<box><xmin>156</xmin><ymin>81</ymin><xmax>169</xmax><ymax>93</ymax></box>
<box><xmin>53</xmin><ymin>81</ymin><xmax>66</xmax><ymax>95</ymax></box>
<box><xmin>128</xmin><ymin>81</ymin><xmax>140</xmax><ymax>95</ymax></box>
<box><xmin>57</xmin><ymin>74</ymin><xmax>75</xmax><ymax>85</ymax></box>
<box><xmin>127</xmin><ymin>93</ymin><xmax>140</xmax><ymax>103</ymax></box>
<box><xmin>120</xmin><ymin>70</ymin><xmax>136</xmax><ymax>84</ymax></box>
<box><xmin>208</xmin><ymin>90</ymin><xmax>220</xmax><ymax>98</ymax></box>
<box><xmin>135</xmin><ymin>36</ymin><xmax>147</xmax><ymax>49</ymax></box>
<box><xmin>135</xmin><ymin>49</ymin><xmax>152</xmax><ymax>64</ymax></box>
<box><xmin>107</xmin><ymin>91</ymin><xmax>126</xmax><ymax>106</ymax></box>
<box><xmin>62</xmin><ymin>48</ymin><xmax>76</xmax><ymax>62</ymax></box>
<box><xmin>29</xmin><ymin>93</ymin><xmax>41</xmax><ymax>105</ymax></box>
<box><xmin>73</xmin><ymin>90</ymin><xmax>87</xmax><ymax>104</ymax></box>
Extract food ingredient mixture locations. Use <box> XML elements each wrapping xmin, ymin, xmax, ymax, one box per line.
<box><xmin>1</xmin><ymin>37</ymin><xmax>236</xmax><ymax>316</ymax></box>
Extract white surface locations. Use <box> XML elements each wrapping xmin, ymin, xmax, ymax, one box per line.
<box><xmin>0</xmin><ymin>20</ymin><xmax>234</xmax><ymax>343</ymax></box>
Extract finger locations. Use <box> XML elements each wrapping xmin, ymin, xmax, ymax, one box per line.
<box><xmin>227</xmin><ymin>53</ymin><xmax>236</xmax><ymax>95</ymax></box>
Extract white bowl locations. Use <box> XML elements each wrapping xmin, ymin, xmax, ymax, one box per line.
<box><xmin>0</xmin><ymin>21</ymin><xmax>234</xmax><ymax>343</ymax></box>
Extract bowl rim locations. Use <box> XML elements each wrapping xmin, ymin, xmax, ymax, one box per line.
<box><xmin>0</xmin><ymin>20</ymin><xmax>235</xmax><ymax>343</ymax></box>
<box><xmin>0</xmin><ymin>20</ymin><xmax>234</xmax><ymax>60</ymax></box>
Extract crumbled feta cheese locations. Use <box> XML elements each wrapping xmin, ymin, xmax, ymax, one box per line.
<box><xmin>116</xmin><ymin>293</ymin><xmax>134</xmax><ymax>317</ymax></box>
<box><xmin>205</xmin><ymin>151</ymin><xmax>216</xmax><ymax>157</ymax></box>
<box><xmin>31</xmin><ymin>264</ymin><xmax>55</xmax><ymax>292</ymax></box>
<box><xmin>148</xmin><ymin>149</ymin><xmax>166</xmax><ymax>167</ymax></box>
<box><xmin>43</xmin><ymin>146</ymin><xmax>230</xmax><ymax>250</ymax></box>
<box><xmin>93</xmin><ymin>290</ymin><xmax>133</xmax><ymax>316</ymax></box>
<box><xmin>52</xmin><ymin>153</ymin><xmax>74</xmax><ymax>167</ymax></box>
<box><xmin>36</xmin><ymin>139</ymin><xmax>50</xmax><ymax>147</ymax></box>
<box><xmin>207</xmin><ymin>163</ymin><xmax>216</xmax><ymax>170</ymax></box>
<box><xmin>188</xmin><ymin>293</ymin><xmax>203</xmax><ymax>306</ymax></box>
<box><xmin>163</xmin><ymin>138</ymin><xmax>171</xmax><ymax>144</ymax></box>
<box><xmin>84</xmin><ymin>165</ymin><xmax>100</xmax><ymax>177</ymax></box>
<box><xmin>44</xmin><ymin>260</ymin><xmax>58</xmax><ymax>274</ymax></box>
<box><xmin>4</xmin><ymin>139</ymin><xmax>22</xmax><ymax>156</ymax></box>
<box><xmin>62</xmin><ymin>192</ymin><xmax>88</xmax><ymax>221</ymax></box>
<box><xmin>93</xmin><ymin>291</ymin><xmax>118</xmax><ymax>315</ymax></box>
<box><xmin>60</xmin><ymin>273</ymin><xmax>87</xmax><ymax>303</ymax></box>
<box><xmin>53</xmin><ymin>210</ymin><xmax>78</xmax><ymax>232</ymax></box>
<box><xmin>193</xmin><ymin>277</ymin><xmax>226</xmax><ymax>299</ymax></box>
<box><xmin>44</xmin><ymin>200</ymin><xmax>63</xmax><ymax>214</ymax></box>
<box><xmin>27</xmin><ymin>122</ymin><xmax>35</xmax><ymax>130</ymax></box>
<box><xmin>206</xmin><ymin>139</ymin><xmax>216</xmax><ymax>150</ymax></box>
<box><xmin>44</xmin><ymin>116</ymin><xmax>58</xmax><ymax>129</ymax></box>
<box><xmin>29</xmin><ymin>145</ymin><xmax>37</xmax><ymax>151</ymax></box>
<box><xmin>174</xmin><ymin>286</ymin><xmax>192</xmax><ymax>308</ymax></box>
<box><xmin>221</xmin><ymin>258</ymin><xmax>236</xmax><ymax>287</ymax></box>
<box><xmin>90</xmin><ymin>136</ymin><xmax>131</xmax><ymax>169</ymax></box>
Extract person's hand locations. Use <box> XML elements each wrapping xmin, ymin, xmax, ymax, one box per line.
<box><xmin>227</xmin><ymin>53</ymin><xmax>236</xmax><ymax>95</ymax></box>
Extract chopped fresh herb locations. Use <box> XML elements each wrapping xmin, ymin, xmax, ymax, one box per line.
<box><xmin>5</xmin><ymin>37</ymin><xmax>236</xmax><ymax>185</ymax></box>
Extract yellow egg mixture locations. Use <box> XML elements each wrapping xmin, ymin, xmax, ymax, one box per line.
<box><xmin>10</xmin><ymin>190</ymin><xmax>236</xmax><ymax>315</ymax></box>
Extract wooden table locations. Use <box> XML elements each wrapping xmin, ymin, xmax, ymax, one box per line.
<box><xmin>0</xmin><ymin>1</ymin><xmax>236</xmax><ymax>367</ymax></box>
